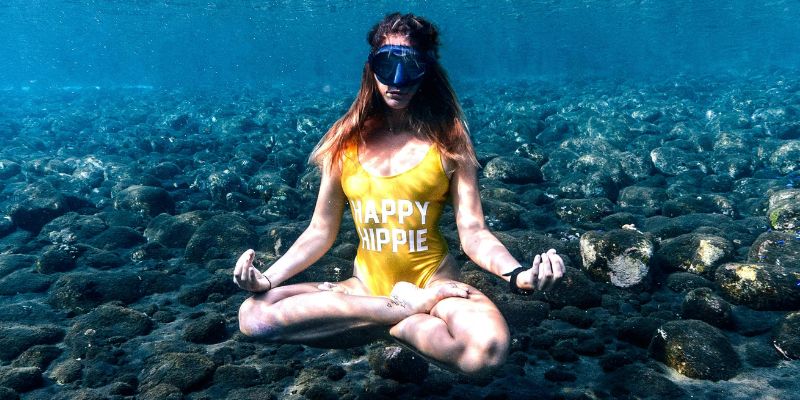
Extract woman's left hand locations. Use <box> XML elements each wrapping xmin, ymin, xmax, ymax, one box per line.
<box><xmin>518</xmin><ymin>248</ymin><xmax>565</xmax><ymax>291</ymax></box>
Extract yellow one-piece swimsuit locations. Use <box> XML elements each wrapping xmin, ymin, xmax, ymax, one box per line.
<box><xmin>340</xmin><ymin>141</ymin><xmax>450</xmax><ymax>296</ymax></box>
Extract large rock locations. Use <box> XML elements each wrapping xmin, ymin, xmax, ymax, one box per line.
<box><xmin>184</xmin><ymin>213</ymin><xmax>258</xmax><ymax>263</ymax></box>
<box><xmin>65</xmin><ymin>304</ymin><xmax>153</xmax><ymax>359</ymax></box>
<box><xmin>773</xmin><ymin>311</ymin><xmax>800</xmax><ymax>360</ymax></box>
<box><xmin>48</xmin><ymin>271</ymin><xmax>180</xmax><ymax>314</ymax></box>
<box><xmin>579</xmin><ymin>228</ymin><xmax>653</xmax><ymax>288</ymax></box>
<box><xmin>482</xmin><ymin>156</ymin><xmax>543</xmax><ymax>184</ymax></box>
<box><xmin>0</xmin><ymin>325</ymin><xmax>65</xmax><ymax>362</ymax></box>
<box><xmin>681</xmin><ymin>287</ymin><xmax>734</xmax><ymax>329</ymax></box>
<box><xmin>541</xmin><ymin>267</ymin><xmax>602</xmax><ymax>309</ymax></box>
<box><xmin>368</xmin><ymin>345</ymin><xmax>428</xmax><ymax>383</ymax></box>
<box><xmin>654</xmin><ymin>233</ymin><xmax>733</xmax><ymax>276</ymax></box>
<box><xmin>649</xmin><ymin>319</ymin><xmax>741</xmax><ymax>381</ymax></box>
<box><xmin>767</xmin><ymin>189</ymin><xmax>800</xmax><ymax>231</ymax></box>
<box><xmin>113</xmin><ymin>185</ymin><xmax>175</xmax><ymax>217</ymax></box>
<box><xmin>650</xmin><ymin>147</ymin><xmax>705</xmax><ymax>176</ymax></box>
<box><xmin>747</xmin><ymin>230</ymin><xmax>800</xmax><ymax>266</ymax></box>
<box><xmin>8</xmin><ymin>183</ymin><xmax>87</xmax><ymax>232</ymax></box>
<box><xmin>715</xmin><ymin>263</ymin><xmax>800</xmax><ymax>311</ymax></box>
<box><xmin>769</xmin><ymin>141</ymin><xmax>800</xmax><ymax>174</ymax></box>
<box><xmin>553</xmin><ymin>198</ymin><xmax>614</xmax><ymax>225</ymax></box>
<box><xmin>617</xmin><ymin>186</ymin><xmax>668</xmax><ymax>216</ymax></box>
<box><xmin>144</xmin><ymin>211</ymin><xmax>214</xmax><ymax>248</ymax></box>
<box><xmin>139</xmin><ymin>352</ymin><xmax>216</xmax><ymax>393</ymax></box>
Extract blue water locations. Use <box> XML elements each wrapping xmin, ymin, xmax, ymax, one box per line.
<box><xmin>1</xmin><ymin>0</ymin><xmax>798</xmax><ymax>90</ymax></box>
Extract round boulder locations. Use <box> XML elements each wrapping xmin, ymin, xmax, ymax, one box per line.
<box><xmin>65</xmin><ymin>304</ymin><xmax>153</xmax><ymax>359</ymax></box>
<box><xmin>772</xmin><ymin>311</ymin><xmax>800</xmax><ymax>360</ymax></box>
<box><xmin>617</xmin><ymin>186</ymin><xmax>668</xmax><ymax>216</ymax></box>
<box><xmin>579</xmin><ymin>228</ymin><xmax>654</xmax><ymax>288</ymax></box>
<box><xmin>715</xmin><ymin>263</ymin><xmax>800</xmax><ymax>310</ymax></box>
<box><xmin>184</xmin><ymin>213</ymin><xmax>258</xmax><ymax>263</ymax></box>
<box><xmin>747</xmin><ymin>230</ymin><xmax>800</xmax><ymax>266</ymax></box>
<box><xmin>482</xmin><ymin>156</ymin><xmax>543</xmax><ymax>184</ymax></box>
<box><xmin>114</xmin><ymin>185</ymin><xmax>175</xmax><ymax>217</ymax></box>
<box><xmin>681</xmin><ymin>287</ymin><xmax>734</xmax><ymax>329</ymax></box>
<box><xmin>654</xmin><ymin>233</ymin><xmax>733</xmax><ymax>276</ymax></box>
<box><xmin>139</xmin><ymin>352</ymin><xmax>216</xmax><ymax>393</ymax></box>
<box><xmin>767</xmin><ymin>189</ymin><xmax>800</xmax><ymax>231</ymax></box>
<box><xmin>368</xmin><ymin>344</ymin><xmax>428</xmax><ymax>383</ymax></box>
<box><xmin>649</xmin><ymin>319</ymin><xmax>741</xmax><ymax>381</ymax></box>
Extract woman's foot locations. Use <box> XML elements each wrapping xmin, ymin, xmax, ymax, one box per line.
<box><xmin>389</xmin><ymin>281</ymin><xmax>470</xmax><ymax>314</ymax></box>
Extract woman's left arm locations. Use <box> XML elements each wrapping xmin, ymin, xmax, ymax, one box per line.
<box><xmin>450</xmin><ymin>161</ymin><xmax>565</xmax><ymax>291</ymax></box>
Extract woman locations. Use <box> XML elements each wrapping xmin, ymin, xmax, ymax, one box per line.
<box><xmin>234</xmin><ymin>12</ymin><xmax>565</xmax><ymax>376</ymax></box>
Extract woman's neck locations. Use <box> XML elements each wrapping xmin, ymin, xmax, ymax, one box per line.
<box><xmin>385</xmin><ymin>109</ymin><xmax>409</xmax><ymax>134</ymax></box>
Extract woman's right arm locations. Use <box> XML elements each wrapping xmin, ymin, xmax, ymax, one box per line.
<box><xmin>233</xmin><ymin>164</ymin><xmax>347</xmax><ymax>291</ymax></box>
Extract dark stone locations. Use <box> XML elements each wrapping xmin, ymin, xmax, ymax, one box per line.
<box><xmin>325</xmin><ymin>365</ymin><xmax>346</xmax><ymax>381</ymax></box>
<box><xmin>184</xmin><ymin>213</ymin><xmax>257</xmax><ymax>263</ymax></box>
<box><xmin>650</xmin><ymin>146</ymin><xmax>705</xmax><ymax>176</ymax></box>
<box><xmin>551</xmin><ymin>306</ymin><xmax>594</xmax><ymax>329</ymax></box>
<box><xmin>743</xmin><ymin>338</ymin><xmax>782</xmax><ymax>367</ymax></box>
<box><xmin>731</xmin><ymin>305</ymin><xmax>780</xmax><ymax>336</ymax></box>
<box><xmin>0</xmin><ymin>367</ymin><xmax>42</xmax><ymax>392</ymax></box>
<box><xmin>36</xmin><ymin>245</ymin><xmax>80</xmax><ymax>273</ymax></box>
<box><xmin>138</xmin><ymin>383</ymin><xmax>183</xmax><ymax>400</ymax></box>
<box><xmin>662</xmin><ymin>193</ymin><xmax>737</xmax><ymax>218</ymax></box>
<box><xmin>772</xmin><ymin>311</ymin><xmax>800</xmax><ymax>360</ymax></box>
<box><xmin>553</xmin><ymin>198</ymin><xmax>614</xmax><ymax>225</ymax></box>
<box><xmin>648</xmin><ymin>319</ymin><xmax>741</xmax><ymax>381</ymax></box>
<box><xmin>368</xmin><ymin>345</ymin><xmax>429</xmax><ymax>383</ymax></box>
<box><xmin>65</xmin><ymin>304</ymin><xmax>153</xmax><ymax>359</ymax></box>
<box><xmin>579</xmin><ymin>229</ymin><xmax>653</xmax><ymax>288</ymax></box>
<box><xmin>769</xmin><ymin>141</ymin><xmax>800</xmax><ymax>174</ymax></box>
<box><xmin>37</xmin><ymin>212</ymin><xmax>107</xmax><ymax>243</ymax></box>
<box><xmin>482</xmin><ymin>199</ymin><xmax>525</xmax><ymax>231</ymax></box>
<box><xmin>212</xmin><ymin>364</ymin><xmax>262</xmax><ymax>388</ymax></box>
<box><xmin>0</xmin><ymin>159</ymin><xmax>21</xmax><ymax>179</ymax></box>
<box><xmin>48</xmin><ymin>271</ymin><xmax>180</xmax><ymax>314</ymax></box>
<box><xmin>0</xmin><ymin>386</ymin><xmax>18</xmax><ymax>400</ymax></box>
<box><xmin>767</xmin><ymin>189</ymin><xmax>800</xmax><ymax>231</ymax></box>
<box><xmin>654</xmin><ymin>233</ymin><xmax>733</xmax><ymax>276</ymax></box>
<box><xmin>78</xmin><ymin>247</ymin><xmax>126</xmax><ymax>270</ymax></box>
<box><xmin>549</xmin><ymin>340</ymin><xmax>579</xmax><ymax>362</ymax></box>
<box><xmin>139</xmin><ymin>352</ymin><xmax>216</xmax><ymax>392</ymax></box>
<box><xmin>10</xmin><ymin>345</ymin><xmax>62</xmax><ymax>370</ymax></box>
<box><xmin>261</xmin><ymin>363</ymin><xmax>295</xmax><ymax>383</ymax></box>
<box><xmin>482</xmin><ymin>156</ymin><xmax>543</xmax><ymax>184</ymax></box>
<box><xmin>665</xmin><ymin>272</ymin><xmax>714</xmax><ymax>293</ymax></box>
<box><xmin>606</xmin><ymin>363</ymin><xmax>688</xmax><ymax>399</ymax></box>
<box><xmin>498</xmin><ymin>300</ymin><xmax>549</xmax><ymax>331</ymax></box>
<box><xmin>0</xmin><ymin>325</ymin><xmax>64</xmax><ymax>362</ymax></box>
<box><xmin>144</xmin><ymin>211</ymin><xmax>214</xmax><ymax>248</ymax></box>
<box><xmin>113</xmin><ymin>185</ymin><xmax>175</xmax><ymax>217</ymax></box>
<box><xmin>8</xmin><ymin>183</ymin><xmax>85</xmax><ymax>232</ymax></box>
<box><xmin>747</xmin><ymin>230</ymin><xmax>800</xmax><ymax>266</ymax></box>
<box><xmin>49</xmin><ymin>359</ymin><xmax>83</xmax><ymax>385</ymax></box>
<box><xmin>0</xmin><ymin>269</ymin><xmax>53</xmax><ymax>295</ymax></box>
<box><xmin>715</xmin><ymin>263</ymin><xmax>800</xmax><ymax>311</ymax></box>
<box><xmin>0</xmin><ymin>254</ymin><xmax>35</xmax><ymax>279</ymax></box>
<box><xmin>617</xmin><ymin>186</ymin><xmax>668</xmax><ymax>216</ymax></box>
<box><xmin>681</xmin><ymin>287</ymin><xmax>734</xmax><ymax>329</ymax></box>
<box><xmin>617</xmin><ymin>317</ymin><xmax>663</xmax><ymax>348</ymax></box>
<box><xmin>543</xmin><ymin>367</ymin><xmax>576</xmax><ymax>382</ymax></box>
<box><xmin>88</xmin><ymin>226</ymin><xmax>146</xmax><ymax>250</ymax></box>
<box><xmin>575</xmin><ymin>338</ymin><xmax>605</xmax><ymax>356</ymax></box>
<box><xmin>258</xmin><ymin>224</ymin><xmax>304</xmax><ymax>258</ymax></box>
<box><xmin>599</xmin><ymin>351</ymin><xmax>636</xmax><ymax>372</ymax></box>
<box><xmin>541</xmin><ymin>267</ymin><xmax>602</xmax><ymax>309</ymax></box>
<box><xmin>183</xmin><ymin>312</ymin><xmax>229</xmax><ymax>344</ymax></box>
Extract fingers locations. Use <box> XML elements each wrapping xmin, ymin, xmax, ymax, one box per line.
<box><xmin>233</xmin><ymin>249</ymin><xmax>256</xmax><ymax>288</ymax></box>
<box><xmin>437</xmin><ymin>283</ymin><xmax>469</xmax><ymax>299</ymax></box>
<box><xmin>537</xmin><ymin>252</ymin><xmax>553</xmax><ymax>291</ymax></box>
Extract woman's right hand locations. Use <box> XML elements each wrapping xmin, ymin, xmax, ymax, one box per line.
<box><xmin>233</xmin><ymin>249</ymin><xmax>272</xmax><ymax>292</ymax></box>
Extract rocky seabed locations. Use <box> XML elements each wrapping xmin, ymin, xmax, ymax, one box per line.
<box><xmin>0</xmin><ymin>72</ymin><xmax>799</xmax><ymax>399</ymax></box>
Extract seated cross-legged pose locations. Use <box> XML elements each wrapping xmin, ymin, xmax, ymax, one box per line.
<box><xmin>234</xmin><ymin>12</ymin><xmax>565</xmax><ymax>376</ymax></box>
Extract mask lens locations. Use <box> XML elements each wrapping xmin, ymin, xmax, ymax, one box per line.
<box><xmin>370</xmin><ymin>45</ymin><xmax>428</xmax><ymax>87</ymax></box>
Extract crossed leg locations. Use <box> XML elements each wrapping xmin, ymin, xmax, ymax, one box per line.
<box><xmin>238</xmin><ymin>276</ymin><xmax>510</xmax><ymax>375</ymax></box>
<box><xmin>388</xmin><ymin>279</ymin><xmax>510</xmax><ymax>376</ymax></box>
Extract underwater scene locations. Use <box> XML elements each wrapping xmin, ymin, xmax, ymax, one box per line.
<box><xmin>1</xmin><ymin>1</ymin><xmax>800</xmax><ymax>399</ymax></box>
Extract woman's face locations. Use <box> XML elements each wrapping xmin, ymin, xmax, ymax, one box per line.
<box><xmin>374</xmin><ymin>35</ymin><xmax>421</xmax><ymax>110</ymax></box>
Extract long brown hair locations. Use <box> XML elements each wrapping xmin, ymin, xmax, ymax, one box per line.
<box><xmin>309</xmin><ymin>12</ymin><xmax>478</xmax><ymax>173</ymax></box>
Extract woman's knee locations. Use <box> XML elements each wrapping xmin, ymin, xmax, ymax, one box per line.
<box><xmin>238</xmin><ymin>296</ymin><xmax>279</xmax><ymax>339</ymax></box>
<box><xmin>459</xmin><ymin>329</ymin><xmax>510</xmax><ymax>376</ymax></box>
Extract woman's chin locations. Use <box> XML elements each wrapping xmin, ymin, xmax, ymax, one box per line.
<box><xmin>385</xmin><ymin>99</ymin><xmax>411</xmax><ymax>109</ymax></box>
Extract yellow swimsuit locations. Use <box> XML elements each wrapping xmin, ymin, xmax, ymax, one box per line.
<box><xmin>340</xmin><ymin>142</ymin><xmax>450</xmax><ymax>296</ymax></box>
